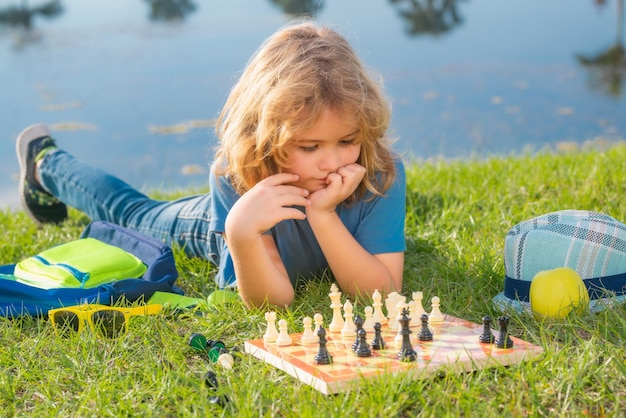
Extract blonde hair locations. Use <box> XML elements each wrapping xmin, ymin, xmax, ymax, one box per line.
<box><xmin>214</xmin><ymin>21</ymin><xmax>397</xmax><ymax>200</ymax></box>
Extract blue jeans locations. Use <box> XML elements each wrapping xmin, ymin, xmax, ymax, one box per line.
<box><xmin>38</xmin><ymin>150</ymin><xmax>214</xmax><ymax>261</ymax></box>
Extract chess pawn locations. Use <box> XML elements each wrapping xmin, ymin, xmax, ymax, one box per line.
<box><xmin>417</xmin><ymin>313</ymin><xmax>433</xmax><ymax>342</ymax></box>
<box><xmin>371</xmin><ymin>289</ymin><xmax>387</xmax><ymax>326</ymax></box>
<box><xmin>216</xmin><ymin>352</ymin><xmax>235</xmax><ymax>370</ymax></box>
<box><xmin>479</xmin><ymin>315</ymin><xmax>495</xmax><ymax>344</ymax></box>
<box><xmin>354</xmin><ymin>328</ymin><xmax>372</xmax><ymax>357</ymax></box>
<box><xmin>429</xmin><ymin>296</ymin><xmax>444</xmax><ymax>323</ymax></box>
<box><xmin>276</xmin><ymin>319</ymin><xmax>292</xmax><ymax>346</ymax></box>
<box><xmin>371</xmin><ymin>322</ymin><xmax>386</xmax><ymax>350</ymax></box>
<box><xmin>341</xmin><ymin>299</ymin><xmax>356</xmax><ymax>337</ymax></box>
<box><xmin>301</xmin><ymin>316</ymin><xmax>318</xmax><ymax>344</ymax></box>
<box><xmin>362</xmin><ymin>306</ymin><xmax>375</xmax><ymax>333</ymax></box>
<box><xmin>314</xmin><ymin>326</ymin><xmax>333</xmax><ymax>365</ymax></box>
<box><xmin>313</xmin><ymin>313</ymin><xmax>324</xmax><ymax>335</ymax></box>
<box><xmin>263</xmin><ymin>311</ymin><xmax>279</xmax><ymax>343</ymax></box>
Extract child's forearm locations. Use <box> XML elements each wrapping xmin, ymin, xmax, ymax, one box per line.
<box><xmin>307</xmin><ymin>211</ymin><xmax>403</xmax><ymax>297</ymax></box>
<box><xmin>226</xmin><ymin>233</ymin><xmax>295</xmax><ymax>308</ymax></box>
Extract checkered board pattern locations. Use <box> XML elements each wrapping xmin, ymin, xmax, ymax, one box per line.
<box><xmin>244</xmin><ymin>314</ymin><xmax>544</xmax><ymax>395</ymax></box>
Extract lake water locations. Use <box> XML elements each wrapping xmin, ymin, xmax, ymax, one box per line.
<box><xmin>1</xmin><ymin>0</ymin><xmax>625</xmax><ymax>209</ymax></box>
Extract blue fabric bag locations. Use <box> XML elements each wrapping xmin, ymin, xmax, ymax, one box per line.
<box><xmin>0</xmin><ymin>221</ymin><xmax>182</xmax><ymax>318</ymax></box>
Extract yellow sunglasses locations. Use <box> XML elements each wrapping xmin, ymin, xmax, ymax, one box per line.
<box><xmin>48</xmin><ymin>303</ymin><xmax>162</xmax><ymax>338</ymax></box>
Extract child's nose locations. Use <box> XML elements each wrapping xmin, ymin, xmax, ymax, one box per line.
<box><xmin>319</xmin><ymin>150</ymin><xmax>343</xmax><ymax>172</ymax></box>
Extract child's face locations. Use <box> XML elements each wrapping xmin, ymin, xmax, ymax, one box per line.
<box><xmin>283</xmin><ymin>107</ymin><xmax>361</xmax><ymax>193</ymax></box>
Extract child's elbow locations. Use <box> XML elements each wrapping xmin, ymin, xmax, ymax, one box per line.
<box><xmin>242</xmin><ymin>287</ymin><xmax>295</xmax><ymax>310</ymax></box>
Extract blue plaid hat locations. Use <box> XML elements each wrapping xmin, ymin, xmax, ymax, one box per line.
<box><xmin>493</xmin><ymin>210</ymin><xmax>626</xmax><ymax>313</ymax></box>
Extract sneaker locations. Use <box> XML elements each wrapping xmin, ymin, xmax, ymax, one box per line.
<box><xmin>16</xmin><ymin>124</ymin><xmax>68</xmax><ymax>225</ymax></box>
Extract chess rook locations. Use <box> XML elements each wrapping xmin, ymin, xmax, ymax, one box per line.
<box><xmin>495</xmin><ymin>316</ymin><xmax>514</xmax><ymax>349</ymax></box>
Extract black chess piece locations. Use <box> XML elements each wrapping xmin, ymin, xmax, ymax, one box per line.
<box><xmin>354</xmin><ymin>327</ymin><xmax>372</xmax><ymax>357</ymax></box>
<box><xmin>352</xmin><ymin>314</ymin><xmax>364</xmax><ymax>352</ymax></box>
<box><xmin>417</xmin><ymin>313</ymin><xmax>433</xmax><ymax>342</ymax></box>
<box><xmin>479</xmin><ymin>315</ymin><xmax>495</xmax><ymax>344</ymax></box>
<box><xmin>204</xmin><ymin>370</ymin><xmax>228</xmax><ymax>406</ymax></box>
<box><xmin>314</xmin><ymin>326</ymin><xmax>333</xmax><ymax>365</ymax></box>
<box><xmin>371</xmin><ymin>322</ymin><xmax>386</xmax><ymax>350</ymax></box>
<box><xmin>189</xmin><ymin>334</ymin><xmax>231</xmax><ymax>364</ymax></box>
<box><xmin>495</xmin><ymin>315</ymin><xmax>514</xmax><ymax>349</ymax></box>
<box><xmin>397</xmin><ymin>308</ymin><xmax>417</xmax><ymax>362</ymax></box>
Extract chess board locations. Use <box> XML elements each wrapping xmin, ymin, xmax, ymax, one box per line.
<box><xmin>244</xmin><ymin>314</ymin><xmax>544</xmax><ymax>395</ymax></box>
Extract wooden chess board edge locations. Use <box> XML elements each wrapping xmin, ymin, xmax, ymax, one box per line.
<box><xmin>245</xmin><ymin>341</ymin><xmax>334</xmax><ymax>394</ymax></box>
<box><xmin>244</xmin><ymin>337</ymin><xmax>545</xmax><ymax>395</ymax></box>
<box><xmin>245</xmin><ymin>314</ymin><xmax>546</xmax><ymax>395</ymax></box>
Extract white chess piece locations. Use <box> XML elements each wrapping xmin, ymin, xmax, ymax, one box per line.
<box><xmin>429</xmin><ymin>296</ymin><xmax>444</xmax><ymax>323</ymax></box>
<box><xmin>362</xmin><ymin>306</ymin><xmax>375</xmax><ymax>333</ymax></box>
<box><xmin>407</xmin><ymin>301</ymin><xmax>419</xmax><ymax>328</ymax></box>
<box><xmin>276</xmin><ymin>319</ymin><xmax>293</xmax><ymax>346</ymax></box>
<box><xmin>263</xmin><ymin>311</ymin><xmax>279</xmax><ymax>342</ymax></box>
<box><xmin>387</xmin><ymin>293</ymin><xmax>405</xmax><ymax>332</ymax></box>
<box><xmin>313</xmin><ymin>313</ymin><xmax>324</xmax><ymax>335</ymax></box>
<box><xmin>300</xmin><ymin>316</ymin><xmax>317</xmax><ymax>344</ymax></box>
<box><xmin>216</xmin><ymin>352</ymin><xmax>235</xmax><ymax>370</ymax></box>
<box><xmin>371</xmin><ymin>289</ymin><xmax>387</xmax><ymax>326</ymax></box>
<box><xmin>412</xmin><ymin>291</ymin><xmax>426</xmax><ymax>317</ymax></box>
<box><xmin>329</xmin><ymin>284</ymin><xmax>344</xmax><ymax>333</ymax></box>
<box><xmin>341</xmin><ymin>299</ymin><xmax>356</xmax><ymax>337</ymax></box>
<box><xmin>385</xmin><ymin>292</ymin><xmax>406</xmax><ymax>329</ymax></box>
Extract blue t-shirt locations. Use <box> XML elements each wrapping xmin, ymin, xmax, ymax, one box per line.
<box><xmin>208</xmin><ymin>160</ymin><xmax>407</xmax><ymax>288</ymax></box>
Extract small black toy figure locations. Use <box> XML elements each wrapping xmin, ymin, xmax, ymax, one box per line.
<box><xmin>417</xmin><ymin>313</ymin><xmax>433</xmax><ymax>342</ymax></box>
<box><xmin>354</xmin><ymin>328</ymin><xmax>372</xmax><ymax>357</ymax></box>
<box><xmin>352</xmin><ymin>314</ymin><xmax>364</xmax><ymax>352</ymax></box>
<box><xmin>371</xmin><ymin>322</ymin><xmax>386</xmax><ymax>350</ymax></box>
<box><xmin>479</xmin><ymin>315</ymin><xmax>495</xmax><ymax>344</ymax></box>
<box><xmin>495</xmin><ymin>315</ymin><xmax>514</xmax><ymax>349</ymax></box>
<box><xmin>397</xmin><ymin>308</ymin><xmax>417</xmax><ymax>362</ymax></box>
<box><xmin>189</xmin><ymin>333</ymin><xmax>231</xmax><ymax>364</ymax></box>
<box><xmin>204</xmin><ymin>371</ymin><xmax>228</xmax><ymax>406</ymax></box>
<box><xmin>314</xmin><ymin>326</ymin><xmax>333</xmax><ymax>365</ymax></box>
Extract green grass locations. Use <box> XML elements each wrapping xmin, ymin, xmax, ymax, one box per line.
<box><xmin>2</xmin><ymin>145</ymin><xmax>626</xmax><ymax>417</ymax></box>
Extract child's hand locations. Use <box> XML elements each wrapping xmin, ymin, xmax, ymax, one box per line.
<box><xmin>225</xmin><ymin>173</ymin><xmax>310</xmax><ymax>238</ymax></box>
<box><xmin>307</xmin><ymin>163</ymin><xmax>365</xmax><ymax>213</ymax></box>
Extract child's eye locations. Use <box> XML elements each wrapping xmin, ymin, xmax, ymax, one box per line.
<box><xmin>299</xmin><ymin>145</ymin><xmax>318</xmax><ymax>152</ymax></box>
<box><xmin>340</xmin><ymin>138</ymin><xmax>356</xmax><ymax>146</ymax></box>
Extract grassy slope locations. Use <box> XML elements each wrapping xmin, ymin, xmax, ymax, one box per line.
<box><xmin>1</xmin><ymin>146</ymin><xmax>625</xmax><ymax>417</ymax></box>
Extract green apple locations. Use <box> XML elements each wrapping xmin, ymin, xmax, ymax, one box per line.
<box><xmin>529</xmin><ymin>267</ymin><xmax>589</xmax><ymax>319</ymax></box>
